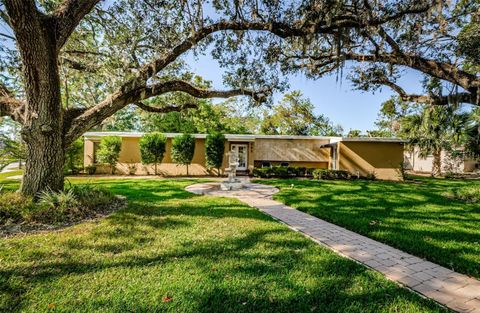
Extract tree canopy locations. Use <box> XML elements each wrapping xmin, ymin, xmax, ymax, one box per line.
<box><xmin>0</xmin><ymin>0</ymin><xmax>463</xmax><ymax>195</ymax></box>
<box><xmin>260</xmin><ymin>91</ymin><xmax>343</xmax><ymax>136</ymax></box>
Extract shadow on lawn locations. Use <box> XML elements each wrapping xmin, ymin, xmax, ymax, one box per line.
<box><xmin>0</xmin><ymin>179</ymin><xmax>444</xmax><ymax>312</ymax></box>
<box><xmin>265</xmin><ymin>178</ymin><xmax>480</xmax><ymax>279</ymax></box>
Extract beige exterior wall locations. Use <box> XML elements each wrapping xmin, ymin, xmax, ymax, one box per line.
<box><xmin>404</xmin><ymin>147</ymin><xmax>479</xmax><ymax>174</ymax></box>
<box><xmin>338</xmin><ymin>141</ymin><xmax>404</xmax><ymax>181</ymax></box>
<box><xmin>254</xmin><ymin>138</ymin><xmax>330</xmax><ymax>162</ymax></box>
<box><xmin>84</xmin><ymin>134</ymin><xmax>406</xmax><ymax>180</ymax></box>
<box><xmin>85</xmin><ymin>137</ymin><xmax>217</xmax><ymax>176</ymax></box>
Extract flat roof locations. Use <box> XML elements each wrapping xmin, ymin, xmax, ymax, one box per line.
<box><xmin>83</xmin><ymin>131</ymin><xmax>406</xmax><ymax>143</ymax></box>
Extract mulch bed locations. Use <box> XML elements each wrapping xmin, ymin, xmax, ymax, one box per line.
<box><xmin>0</xmin><ymin>196</ymin><xmax>127</xmax><ymax>238</ymax></box>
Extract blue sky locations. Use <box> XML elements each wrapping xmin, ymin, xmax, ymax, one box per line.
<box><xmin>185</xmin><ymin>51</ymin><xmax>425</xmax><ymax>132</ymax></box>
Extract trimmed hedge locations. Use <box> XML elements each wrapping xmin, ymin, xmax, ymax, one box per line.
<box><xmin>312</xmin><ymin>169</ymin><xmax>351</xmax><ymax>180</ymax></box>
<box><xmin>252</xmin><ymin>166</ymin><xmax>315</xmax><ymax>178</ymax></box>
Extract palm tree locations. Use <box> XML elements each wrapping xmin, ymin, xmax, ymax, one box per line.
<box><xmin>401</xmin><ymin>105</ymin><xmax>469</xmax><ymax>176</ymax></box>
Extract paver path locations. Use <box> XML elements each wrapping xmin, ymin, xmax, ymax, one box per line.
<box><xmin>186</xmin><ymin>182</ymin><xmax>480</xmax><ymax>313</ymax></box>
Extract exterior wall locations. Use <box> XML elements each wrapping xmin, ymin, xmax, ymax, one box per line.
<box><xmin>338</xmin><ymin>141</ymin><xmax>404</xmax><ymax>181</ymax></box>
<box><xmin>84</xmin><ymin>134</ymin><xmax>408</xmax><ymax>179</ymax></box>
<box><xmin>85</xmin><ymin>137</ymin><xmax>218</xmax><ymax>176</ymax></box>
<box><xmin>253</xmin><ymin>138</ymin><xmax>330</xmax><ymax>163</ymax></box>
<box><xmin>405</xmin><ymin>147</ymin><xmax>479</xmax><ymax>174</ymax></box>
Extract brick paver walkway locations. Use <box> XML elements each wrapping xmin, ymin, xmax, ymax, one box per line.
<box><xmin>186</xmin><ymin>182</ymin><xmax>480</xmax><ymax>313</ymax></box>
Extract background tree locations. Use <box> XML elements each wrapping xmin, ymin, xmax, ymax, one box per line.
<box><xmin>64</xmin><ymin>139</ymin><xmax>83</xmax><ymax>175</ymax></box>
<box><xmin>97</xmin><ymin>136</ymin><xmax>122</xmax><ymax>175</ymax></box>
<box><xmin>260</xmin><ymin>91</ymin><xmax>343</xmax><ymax>136</ymax></box>
<box><xmin>140</xmin><ymin>132</ymin><xmax>167</xmax><ymax>175</ymax></box>
<box><xmin>0</xmin><ymin>0</ymin><xmax>434</xmax><ymax>195</ymax></box>
<box><xmin>346</xmin><ymin>129</ymin><xmax>362</xmax><ymax>137</ymax></box>
<box><xmin>381</xmin><ymin>82</ymin><xmax>470</xmax><ymax>176</ymax></box>
<box><xmin>171</xmin><ymin>133</ymin><xmax>195</xmax><ymax>176</ymax></box>
<box><xmin>205</xmin><ymin>132</ymin><xmax>225</xmax><ymax>176</ymax></box>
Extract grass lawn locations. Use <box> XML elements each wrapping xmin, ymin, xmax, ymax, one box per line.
<box><xmin>0</xmin><ymin>177</ymin><xmax>445</xmax><ymax>312</ymax></box>
<box><xmin>259</xmin><ymin>177</ymin><xmax>480</xmax><ymax>279</ymax></box>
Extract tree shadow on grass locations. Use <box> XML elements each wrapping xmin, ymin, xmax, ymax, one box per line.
<box><xmin>0</xmin><ymin>179</ymin><xmax>445</xmax><ymax>312</ymax></box>
<box><xmin>264</xmin><ymin>179</ymin><xmax>480</xmax><ymax>278</ymax></box>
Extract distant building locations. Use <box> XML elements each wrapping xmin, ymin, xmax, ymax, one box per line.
<box><xmin>404</xmin><ymin>147</ymin><xmax>479</xmax><ymax>174</ymax></box>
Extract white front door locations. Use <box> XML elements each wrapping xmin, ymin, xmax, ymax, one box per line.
<box><xmin>231</xmin><ymin>144</ymin><xmax>248</xmax><ymax>170</ymax></box>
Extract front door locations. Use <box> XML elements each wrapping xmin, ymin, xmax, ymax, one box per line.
<box><xmin>231</xmin><ymin>144</ymin><xmax>248</xmax><ymax>171</ymax></box>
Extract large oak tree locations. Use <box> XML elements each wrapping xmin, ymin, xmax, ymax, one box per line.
<box><xmin>0</xmin><ymin>0</ymin><xmax>435</xmax><ymax>195</ymax></box>
<box><xmin>280</xmin><ymin>1</ymin><xmax>479</xmax><ymax>107</ymax></box>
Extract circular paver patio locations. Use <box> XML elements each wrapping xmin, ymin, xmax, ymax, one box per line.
<box><xmin>185</xmin><ymin>182</ymin><xmax>279</xmax><ymax>199</ymax></box>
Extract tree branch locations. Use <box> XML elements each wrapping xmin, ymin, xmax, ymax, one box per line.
<box><xmin>64</xmin><ymin>80</ymin><xmax>266</xmax><ymax>144</ymax></box>
<box><xmin>52</xmin><ymin>0</ymin><xmax>100</xmax><ymax>50</ymax></box>
<box><xmin>302</xmin><ymin>51</ymin><xmax>479</xmax><ymax>93</ymax></box>
<box><xmin>0</xmin><ymin>82</ymin><xmax>24</xmax><ymax>122</ymax></box>
<box><xmin>134</xmin><ymin>102</ymin><xmax>198</xmax><ymax>113</ymax></box>
<box><xmin>374</xmin><ymin>78</ymin><xmax>478</xmax><ymax>106</ymax></box>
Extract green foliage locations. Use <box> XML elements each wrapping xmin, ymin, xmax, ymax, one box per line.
<box><xmin>261</xmin><ymin>91</ymin><xmax>343</xmax><ymax>136</ymax></box>
<box><xmin>252</xmin><ymin>166</ymin><xmax>313</xmax><ymax>178</ymax></box>
<box><xmin>0</xmin><ymin>178</ymin><xmax>442</xmax><ymax>312</ymax></box>
<box><xmin>346</xmin><ymin>129</ymin><xmax>362</xmax><ymax>137</ymax></box>
<box><xmin>0</xmin><ymin>184</ymin><xmax>115</xmax><ymax>225</ymax></box>
<box><xmin>171</xmin><ymin>133</ymin><xmax>195</xmax><ymax>175</ymax></box>
<box><xmin>97</xmin><ymin>136</ymin><xmax>122</xmax><ymax>174</ymax></box>
<box><xmin>0</xmin><ymin>192</ymin><xmax>35</xmax><ymax>224</ymax></box>
<box><xmin>140</xmin><ymin>132</ymin><xmax>167</xmax><ymax>175</ymax></box>
<box><xmin>312</xmin><ymin>169</ymin><xmax>351</xmax><ymax>180</ymax></box>
<box><xmin>86</xmin><ymin>165</ymin><xmax>97</xmax><ymax>175</ymax></box>
<box><xmin>205</xmin><ymin>132</ymin><xmax>225</xmax><ymax>175</ymax></box>
<box><xmin>447</xmin><ymin>185</ymin><xmax>480</xmax><ymax>203</ymax></box>
<box><xmin>263</xmin><ymin>177</ymin><xmax>480</xmax><ymax>279</ymax></box>
<box><xmin>64</xmin><ymin>139</ymin><xmax>84</xmax><ymax>175</ymax></box>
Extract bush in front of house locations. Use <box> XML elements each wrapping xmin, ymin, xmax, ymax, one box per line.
<box><xmin>447</xmin><ymin>185</ymin><xmax>480</xmax><ymax>203</ymax></box>
<box><xmin>205</xmin><ymin>132</ymin><xmax>225</xmax><ymax>176</ymax></box>
<box><xmin>0</xmin><ymin>185</ymin><xmax>117</xmax><ymax>226</ymax></box>
<box><xmin>97</xmin><ymin>136</ymin><xmax>122</xmax><ymax>174</ymax></box>
<box><xmin>312</xmin><ymin>169</ymin><xmax>351</xmax><ymax>180</ymax></box>
<box><xmin>171</xmin><ymin>133</ymin><xmax>195</xmax><ymax>176</ymax></box>
<box><xmin>64</xmin><ymin>139</ymin><xmax>84</xmax><ymax>175</ymax></box>
<box><xmin>252</xmin><ymin>166</ymin><xmax>313</xmax><ymax>178</ymax></box>
<box><xmin>140</xmin><ymin>132</ymin><xmax>167</xmax><ymax>175</ymax></box>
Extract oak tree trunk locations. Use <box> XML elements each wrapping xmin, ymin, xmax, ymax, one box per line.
<box><xmin>8</xmin><ymin>3</ymin><xmax>66</xmax><ymax>196</ymax></box>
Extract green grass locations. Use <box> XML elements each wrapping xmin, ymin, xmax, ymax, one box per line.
<box><xmin>0</xmin><ymin>178</ymin><xmax>444</xmax><ymax>312</ymax></box>
<box><xmin>0</xmin><ymin>170</ymin><xmax>23</xmax><ymax>181</ymax></box>
<box><xmin>258</xmin><ymin>177</ymin><xmax>480</xmax><ymax>279</ymax></box>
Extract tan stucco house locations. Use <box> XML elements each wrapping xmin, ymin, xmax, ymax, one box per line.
<box><xmin>83</xmin><ymin>132</ymin><xmax>406</xmax><ymax>180</ymax></box>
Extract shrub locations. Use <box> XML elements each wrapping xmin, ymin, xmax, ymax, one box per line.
<box><xmin>171</xmin><ymin>133</ymin><xmax>195</xmax><ymax>176</ymax></box>
<box><xmin>449</xmin><ymin>186</ymin><xmax>480</xmax><ymax>203</ymax></box>
<box><xmin>140</xmin><ymin>132</ymin><xmax>167</xmax><ymax>175</ymax></box>
<box><xmin>86</xmin><ymin>165</ymin><xmax>97</xmax><ymax>175</ymax></box>
<box><xmin>0</xmin><ymin>192</ymin><xmax>35</xmax><ymax>224</ymax></box>
<box><xmin>65</xmin><ymin>139</ymin><xmax>84</xmax><ymax>175</ymax></box>
<box><xmin>252</xmin><ymin>166</ymin><xmax>304</xmax><ymax>178</ymax></box>
<box><xmin>69</xmin><ymin>184</ymin><xmax>114</xmax><ymax>207</ymax></box>
<box><xmin>313</xmin><ymin>169</ymin><xmax>351</xmax><ymax>180</ymax></box>
<box><xmin>0</xmin><ymin>185</ymin><xmax>116</xmax><ymax>226</ymax></box>
<box><xmin>97</xmin><ymin>136</ymin><xmax>122</xmax><ymax>174</ymax></box>
<box><xmin>205</xmin><ymin>132</ymin><xmax>225</xmax><ymax>176</ymax></box>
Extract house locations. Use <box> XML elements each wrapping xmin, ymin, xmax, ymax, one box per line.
<box><xmin>404</xmin><ymin>147</ymin><xmax>479</xmax><ymax>174</ymax></box>
<box><xmin>83</xmin><ymin>132</ymin><xmax>406</xmax><ymax>180</ymax></box>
